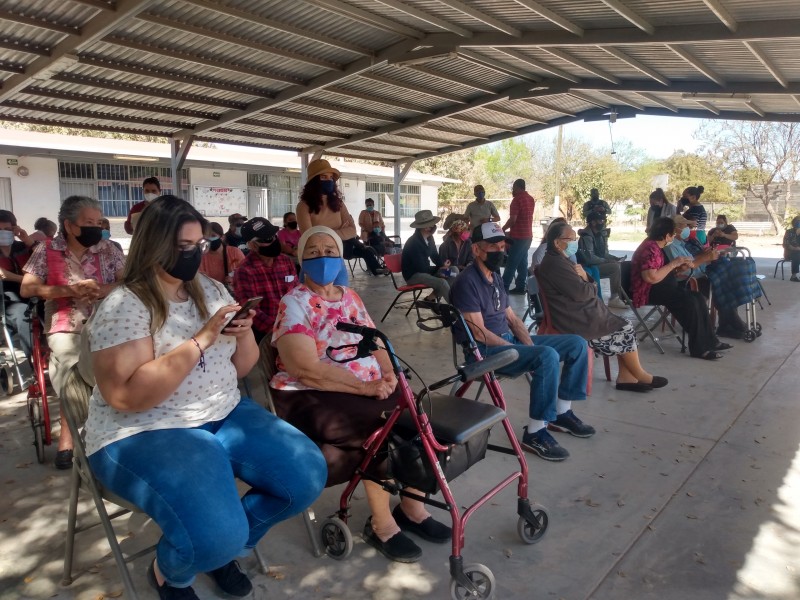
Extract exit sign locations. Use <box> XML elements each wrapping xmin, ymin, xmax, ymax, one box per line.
<box><xmin>213</xmin><ymin>171</ymin><xmax>220</xmax><ymax>177</ymax></box>
<box><xmin>6</xmin><ymin>159</ymin><xmax>17</xmax><ymax>166</ymax></box>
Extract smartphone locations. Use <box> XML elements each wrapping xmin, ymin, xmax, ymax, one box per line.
<box><xmin>226</xmin><ymin>296</ymin><xmax>263</xmax><ymax>326</ymax></box>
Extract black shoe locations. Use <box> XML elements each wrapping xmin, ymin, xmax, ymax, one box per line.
<box><xmin>509</xmin><ymin>287</ymin><xmax>527</xmax><ymax>295</ymax></box>
<box><xmin>363</xmin><ymin>517</ymin><xmax>422</xmax><ymax>563</ymax></box>
<box><xmin>147</xmin><ymin>562</ymin><xmax>200</xmax><ymax>600</ymax></box>
<box><xmin>714</xmin><ymin>342</ymin><xmax>733</xmax><ymax>351</ymax></box>
<box><xmin>547</xmin><ymin>410</ymin><xmax>596</xmax><ymax>437</ymax></box>
<box><xmin>391</xmin><ymin>505</ymin><xmax>451</xmax><ymax>544</ymax></box>
<box><xmin>208</xmin><ymin>560</ymin><xmax>253</xmax><ymax>597</ymax></box>
<box><xmin>615</xmin><ymin>382</ymin><xmax>653</xmax><ymax>393</ymax></box>
<box><xmin>648</xmin><ymin>376</ymin><xmax>668</xmax><ymax>389</ymax></box>
<box><xmin>54</xmin><ymin>449</ymin><xmax>73</xmax><ymax>470</ymax></box>
<box><xmin>521</xmin><ymin>426</ymin><xmax>569</xmax><ymax>461</ymax></box>
<box><xmin>717</xmin><ymin>327</ymin><xmax>744</xmax><ymax>340</ymax></box>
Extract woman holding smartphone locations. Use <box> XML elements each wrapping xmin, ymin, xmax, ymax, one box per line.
<box><xmin>83</xmin><ymin>196</ymin><xmax>326</xmax><ymax>599</ymax></box>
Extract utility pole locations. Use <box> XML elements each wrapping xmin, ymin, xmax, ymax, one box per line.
<box><xmin>552</xmin><ymin>125</ymin><xmax>563</xmax><ymax>217</ymax></box>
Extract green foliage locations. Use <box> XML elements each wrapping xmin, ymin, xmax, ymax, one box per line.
<box><xmin>660</xmin><ymin>151</ymin><xmax>733</xmax><ymax>204</ymax></box>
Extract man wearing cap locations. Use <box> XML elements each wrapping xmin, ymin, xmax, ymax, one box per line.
<box><xmin>224</xmin><ymin>213</ymin><xmax>247</xmax><ymax>250</ymax></box>
<box><xmin>232</xmin><ymin>217</ymin><xmax>298</xmax><ymax>343</ymax></box>
<box><xmin>464</xmin><ymin>185</ymin><xmax>500</xmax><ymax>231</ymax></box>
<box><xmin>577</xmin><ymin>211</ymin><xmax>625</xmax><ymax>309</ymax></box>
<box><xmin>450</xmin><ymin>222</ymin><xmax>594</xmax><ymax>462</ymax></box>
<box><xmin>502</xmin><ymin>178</ymin><xmax>535</xmax><ymax>294</ymax></box>
<box><xmin>402</xmin><ymin>210</ymin><xmax>452</xmax><ymax>302</ymax></box>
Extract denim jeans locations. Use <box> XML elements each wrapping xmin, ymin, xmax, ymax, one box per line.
<box><xmin>478</xmin><ymin>333</ymin><xmax>588</xmax><ymax>422</ymax></box>
<box><xmin>88</xmin><ymin>397</ymin><xmax>327</xmax><ymax>588</ymax></box>
<box><xmin>502</xmin><ymin>237</ymin><xmax>532</xmax><ymax>290</ymax></box>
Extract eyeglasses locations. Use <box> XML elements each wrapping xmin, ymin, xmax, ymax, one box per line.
<box><xmin>491</xmin><ymin>284</ymin><xmax>501</xmax><ymax>311</ymax></box>
<box><xmin>558</xmin><ymin>237</ymin><xmax>577</xmax><ymax>242</ymax></box>
<box><xmin>178</xmin><ymin>238</ymin><xmax>210</xmax><ymax>255</ymax></box>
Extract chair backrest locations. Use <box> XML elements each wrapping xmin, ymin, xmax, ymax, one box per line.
<box><xmin>619</xmin><ymin>260</ymin><xmax>634</xmax><ymax>301</ymax></box>
<box><xmin>383</xmin><ymin>252</ymin><xmax>402</xmax><ymax>274</ymax></box>
<box><xmin>532</xmin><ymin>267</ymin><xmax>557</xmax><ymax>335</ymax></box>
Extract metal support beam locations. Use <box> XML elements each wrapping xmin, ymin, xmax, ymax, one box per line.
<box><xmin>694</xmin><ymin>100</ymin><xmax>720</xmax><ymax>115</ymax></box>
<box><xmin>360</xmin><ymin>73</ymin><xmax>467</xmax><ymax>103</ymax></box>
<box><xmin>494</xmin><ymin>48</ymin><xmax>581</xmax><ymax>83</ymax></box>
<box><xmin>600</xmin><ymin>91</ymin><xmax>644</xmax><ymax>110</ymax></box>
<box><xmin>300</xmin><ymin>153</ymin><xmax>310</xmax><ymax>186</ymax></box>
<box><xmin>700</xmin><ymin>0</ymin><xmax>738</xmax><ymax>32</ymax></box>
<box><xmin>456</xmin><ymin>49</ymin><xmax>541</xmax><ymax>82</ymax></box>
<box><xmin>374</xmin><ymin>0</ymin><xmax>473</xmax><ymax>37</ymax></box>
<box><xmin>449</xmin><ymin>115</ymin><xmax>518</xmax><ymax>132</ymax></box>
<box><xmin>745</xmin><ymin>100</ymin><xmax>765</xmax><ymax>117</ymax></box>
<box><xmin>667</xmin><ymin>44</ymin><xmax>725</xmax><ymax>86</ymax></box>
<box><xmin>304</xmin><ymin>0</ymin><xmax>424</xmax><ymax>38</ymax></box>
<box><xmin>522</xmin><ymin>99</ymin><xmax>574</xmax><ymax>116</ymax></box>
<box><xmin>511</xmin><ymin>0</ymin><xmax>584</xmax><ymax>36</ymax></box>
<box><xmin>405</xmin><ymin>65</ymin><xmax>496</xmax><ymax>94</ymax></box>
<box><xmin>540</xmin><ymin>48</ymin><xmax>620</xmax><ymax>84</ymax></box>
<box><xmin>600</xmin><ymin>47</ymin><xmax>669</xmax><ymax>85</ymax></box>
<box><xmin>742</xmin><ymin>41</ymin><xmax>788</xmax><ymax>88</ymax></box>
<box><xmin>794</xmin><ymin>95</ymin><xmax>800</xmax><ymax>108</ymax></box>
<box><xmin>171</xmin><ymin>136</ymin><xmax>194</xmax><ymax>193</ymax></box>
<box><xmin>0</xmin><ymin>0</ymin><xmax>156</xmax><ymax>102</ymax></box>
<box><xmin>598</xmin><ymin>0</ymin><xmax>655</xmax><ymax>34</ymax></box>
<box><xmin>635</xmin><ymin>92</ymin><xmax>678</xmax><ymax>112</ymax></box>
<box><xmin>568</xmin><ymin>91</ymin><xmax>609</xmax><ymax>108</ymax></box>
<box><xmin>392</xmin><ymin>160</ymin><xmax>414</xmax><ymax>237</ymax></box>
<box><xmin>436</xmin><ymin>0</ymin><xmax>521</xmax><ymax>36</ymax></box>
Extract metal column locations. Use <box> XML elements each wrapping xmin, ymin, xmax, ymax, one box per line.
<box><xmin>393</xmin><ymin>160</ymin><xmax>414</xmax><ymax>238</ymax></box>
<box><xmin>171</xmin><ymin>135</ymin><xmax>194</xmax><ymax>196</ymax></box>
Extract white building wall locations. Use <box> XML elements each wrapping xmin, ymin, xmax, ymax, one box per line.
<box><xmin>0</xmin><ymin>155</ymin><xmax>60</xmax><ymax>231</ymax></box>
<box><xmin>188</xmin><ymin>167</ymin><xmax>246</xmax><ymax>189</ymax></box>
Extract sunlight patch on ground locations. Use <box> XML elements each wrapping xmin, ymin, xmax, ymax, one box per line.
<box><xmin>730</xmin><ymin>442</ymin><xmax>800</xmax><ymax>600</ymax></box>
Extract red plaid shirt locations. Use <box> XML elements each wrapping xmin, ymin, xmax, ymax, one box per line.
<box><xmin>509</xmin><ymin>190</ymin><xmax>535</xmax><ymax>239</ymax></box>
<box><xmin>232</xmin><ymin>252</ymin><xmax>298</xmax><ymax>335</ymax></box>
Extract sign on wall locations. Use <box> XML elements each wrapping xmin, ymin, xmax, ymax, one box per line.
<box><xmin>192</xmin><ymin>186</ymin><xmax>248</xmax><ymax>217</ymax></box>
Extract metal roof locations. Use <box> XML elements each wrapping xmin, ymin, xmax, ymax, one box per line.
<box><xmin>0</xmin><ymin>0</ymin><xmax>799</xmax><ymax>165</ymax></box>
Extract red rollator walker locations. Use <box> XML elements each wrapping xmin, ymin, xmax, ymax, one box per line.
<box><xmin>318</xmin><ymin>305</ymin><xmax>548</xmax><ymax>600</ymax></box>
<box><xmin>25</xmin><ymin>297</ymin><xmax>52</xmax><ymax>463</ymax></box>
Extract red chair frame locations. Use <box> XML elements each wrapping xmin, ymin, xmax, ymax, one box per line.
<box><xmin>379</xmin><ymin>253</ymin><xmax>433</xmax><ymax>323</ymax></box>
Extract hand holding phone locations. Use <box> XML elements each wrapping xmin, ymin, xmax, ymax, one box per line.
<box><xmin>226</xmin><ymin>296</ymin><xmax>263</xmax><ymax>327</ymax></box>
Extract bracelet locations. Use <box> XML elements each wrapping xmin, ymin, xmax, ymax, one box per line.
<box><xmin>190</xmin><ymin>336</ymin><xmax>206</xmax><ymax>373</ymax></box>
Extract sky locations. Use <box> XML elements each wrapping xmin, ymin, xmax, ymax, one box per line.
<box><xmin>524</xmin><ymin>114</ymin><xmax>708</xmax><ymax>160</ymax></box>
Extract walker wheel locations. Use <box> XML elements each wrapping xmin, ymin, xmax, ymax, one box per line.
<box><xmin>450</xmin><ymin>563</ymin><xmax>495</xmax><ymax>600</ymax></box>
<box><xmin>320</xmin><ymin>517</ymin><xmax>353</xmax><ymax>560</ymax></box>
<box><xmin>27</xmin><ymin>396</ymin><xmax>45</xmax><ymax>464</ymax></box>
<box><xmin>517</xmin><ymin>505</ymin><xmax>549</xmax><ymax>544</ymax></box>
<box><xmin>755</xmin><ymin>323</ymin><xmax>762</xmax><ymax>335</ymax></box>
<box><xmin>743</xmin><ymin>330</ymin><xmax>756</xmax><ymax>343</ymax></box>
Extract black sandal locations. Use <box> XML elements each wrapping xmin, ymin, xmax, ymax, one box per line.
<box><xmin>714</xmin><ymin>342</ymin><xmax>733</xmax><ymax>351</ymax></box>
<box><xmin>699</xmin><ymin>351</ymin><xmax>723</xmax><ymax>360</ymax></box>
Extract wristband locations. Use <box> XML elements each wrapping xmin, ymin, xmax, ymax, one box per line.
<box><xmin>190</xmin><ymin>336</ymin><xmax>206</xmax><ymax>373</ymax></box>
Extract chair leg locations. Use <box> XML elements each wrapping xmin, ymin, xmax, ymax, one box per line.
<box><xmin>380</xmin><ymin>293</ymin><xmax>402</xmax><ymax>322</ymax></box>
<box><xmin>61</xmin><ymin>463</ymin><xmax>82</xmax><ymax>586</ymax></box>
<box><xmin>603</xmin><ymin>356</ymin><xmax>611</xmax><ymax>381</ymax></box>
<box><xmin>404</xmin><ymin>289</ymin><xmax>421</xmax><ymax>317</ymax></box>
<box><xmin>757</xmin><ymin>281</ymin><xmax>771</xmax><ymax>306</ymax></box>
<box><xmin>253</xmin><ymin>545</ymin><xmax>270</xmax><ymax>575</ymax></box>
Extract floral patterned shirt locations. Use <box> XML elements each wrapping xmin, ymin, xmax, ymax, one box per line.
<box><xmin>631</xmin><ymin>238</ymin><xmax>666</xmax><ymax>308</ymax></box>
<box><xmin>270</xmin><ymin>285</ymin><xmax>382</xmax><ymax>391</ymax></box>
<box><xmin>23</xmin><ymin>234</ymin><xmax>125</xmax><ymax>334</ymax></box>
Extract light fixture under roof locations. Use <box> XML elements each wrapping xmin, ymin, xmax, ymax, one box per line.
<box><xmin>681</xmin><ymin>93</ymin><xmax>752</xmax><ymax>101</ymax></box>
<box><xmin>113</xmin><ymin>155</ymin><xmax>160</xmax><ymax>162</ymax></box>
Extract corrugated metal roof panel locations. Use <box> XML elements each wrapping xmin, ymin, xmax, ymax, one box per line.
<box><xmin>690</xmin><ymin>42</ymin><xmax>777</xmax><ymax>80</ymax></box>
<box><xmin>523</xmin><ymin>0</ymin><xmax>634</xmax><ymax>29</ymax></box>
<box><xmin>1</xmin><ymin>0</ymin><xmax>99</xmax><ymax>27</ymax></box>
<box><xmin>622</xmin><ymin>0</ymin><xmax>720</xmax><ymax>26</ymax></box>
<box><xmin>718</xmin><ymin>0</ymin><xmax>800</xmax><ymax>21</ymax></box>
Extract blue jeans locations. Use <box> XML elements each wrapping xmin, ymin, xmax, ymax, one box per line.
<box><xmin>502</xmin><ymin>237</ymin><xmax>532</xmax><ymax>290</ymax></box>
<box><xmin>478</xmin><ymin>333</ymin><xmax>588</xmax><ymax>422</ymax></box>
<box><xmin>88</xmin><ymin>397</ymin><xmax>326</xmax><ymax>588</ymax></box>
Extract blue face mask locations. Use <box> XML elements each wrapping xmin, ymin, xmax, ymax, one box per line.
<box><xmin>320</xmin><ymin>179</ymin><xmax>336</xmax><ymax>195</ymax></box>
<box><xmin>101</xmin><ymin>230</ymin><xmax>111</xmax><ymax>241</ymax></box>
<box><xmin>680</xmin><ymin>227</ymin><xmax>690</xmax><ymax>240</ymax></box>
<box><xmin>366</xmin><ymin>206</ymin><xmax>374</xmax><ymax>212</ymax></box>
<box><xmin>564</xmin><ymin>240</ymin><xmax>579</xmax><ymax>258</ymax></box>
<box><xmin>303</xmin><ymin>256</ymin><xmax>342</xmax><ymax>286</ymax></box>
<box><xmin>373</xmin><ymin>227</ymin><xmax>381</xmax><ymax>234</ymax></box>
<box><xmin>475</xmin><ymin>191</ymin><xmax>485</xmax><ymax>201</ymax></box>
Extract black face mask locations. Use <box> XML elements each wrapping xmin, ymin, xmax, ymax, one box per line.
<box><xmin>74</xmin><ymin>226</ymin><xmax>104</xmax><ymax>248</ymax></box>
<box><xmin>286</xmin><ymin>221</ymin><xmax>298</xmax><ymax>230</ymax></box>
<box><xmin>258</xmin><ymin>239</ymin><xmax>282</xmax><ymax>257</ymax></box>
<box><xmin>209</xmin><ymin>238</ymin><xmax>223</xmax><ymax>251</ymax></box>
<box><xmin>483</xmin><ymin>250</ymin><xmax>504</xmax><ymax>272</ymax></box>
<box><xmin>166</xmin><ymin>247</ymin><xmax>202</xmax><ymax>281</ymax></box>
<box><xmin>680</xmin><ymin>197</ymin><xmax>690</xmax><ymax>207</ymax></box>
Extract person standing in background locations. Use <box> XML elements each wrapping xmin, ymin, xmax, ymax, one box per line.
<box><xmin>464</xmin><ymin>185</ymin><xmax>500</xmax><ymax>231</ymax></box>
<box><xmin>224</xmin><ymin>213</ymin><xmax>247</xmax><ymax>250</ymax></box>
<box><xmin>680</xmin><ymin>186</ymin><xmax>708</xmax><ymax>244</ymax></box>
<box><xmin>29</xmin><ymin>217</ymin><xmax>57</xmax><ymax>243</ymax></box>
<box><xmin>99</xmin><ymin>218</ymin><xmax>123</xmax><ymax>252</ymax></box>
<box><xmin>502</xmin><ymin>178</ymin><xmax>535</xmax><ymax>294</ymax></box>
<box><xmin>645</xmin><ymin>188</ymin><xmax>676</xmax><ymax>234</ymax></box>
<box><xmin>200</xmin><ymin>222</ymin><xmax>245</xmax><ymax>288</ymax></box>
<box><xmin>278</xmin><ymin>211</ymin><xmax>301</xmax><ymax>268</ymax></box>
<box><xmin>124</xmin><ymin>176</ymin><xmax>161</xmax><ymax>234</ymax></box>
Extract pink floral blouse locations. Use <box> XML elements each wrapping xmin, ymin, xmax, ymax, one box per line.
<box><xmin>270</xmin><ymin>285</ymin><xmax>382</xmax><ymax>391</ymax></box>
<box><xmin>631</xmin><ymin>238</ymin><xmax>665</xmax><ymax>308</ymax></box>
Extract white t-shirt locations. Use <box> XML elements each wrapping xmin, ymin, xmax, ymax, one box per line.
<box><xmin>84</xmin><ymin>276</ymin><xmax>240</xmax><ymax>455</ymax></box>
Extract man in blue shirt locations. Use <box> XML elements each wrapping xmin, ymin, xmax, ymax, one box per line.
<box><xmin>450</xmin><ymin>223</ymin><xmax>594</xmax><ymax>461</ymax></box>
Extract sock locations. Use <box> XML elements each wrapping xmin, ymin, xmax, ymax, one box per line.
<box><xmin>399</xmin><ymin>499</ymin><xmax>431</xmax><ymax>524</ymax></box>
<box><xmin>371</xmin><ymin>517</ymin><xmax>401</xmax><ymax>542</ymax></box>
<box><xmin>557</xmin><ymin>399</ymin><xmax>572</xmax><ymax>415</ymax></box>
<box><xmin>528</xmin><ymin>419</ymin><xmax>546</xmax><ymax>433</ymax></box>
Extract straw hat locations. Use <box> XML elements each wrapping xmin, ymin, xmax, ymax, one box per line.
<box><xmin>306</xmin><ymin>159</ymin><xmax>340</xmax><ymax>183</ymax></box>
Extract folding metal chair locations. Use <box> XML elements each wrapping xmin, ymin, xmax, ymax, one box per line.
<box><xmin>61</xmin><ymin>365</ymin><xmax>269</xmax><ymax>598</ymax></box>
<box><xmin>521</xmin><ymin>275</ymin><xmax>543</xmax><ymax>333</ymax></box>
<box><xmin>379</xmin><ymin>253</ymin><xmax>433</xmax><ymax>323</ymax></box>
<box><xmin>618</xmin><ymin>261</ymin><xmax>677</xmax><ymax>355</ymax></box>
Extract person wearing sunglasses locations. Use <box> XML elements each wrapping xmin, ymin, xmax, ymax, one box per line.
<box><xmin>450</xmin><ymin>222</ymin><xmax>594</xmax><ymax>462</ymax></box>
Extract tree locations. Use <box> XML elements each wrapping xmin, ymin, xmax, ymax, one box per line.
<box><xmin>698</xmin><ymin>120</ymin><xmax>800</xmax><ymax>234</ymax></box>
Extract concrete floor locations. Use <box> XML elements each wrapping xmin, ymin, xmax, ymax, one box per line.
<box><xmin>1</xmin><ymin>244</ymin><xmax>798</xmax><ymax>600</ymax></box>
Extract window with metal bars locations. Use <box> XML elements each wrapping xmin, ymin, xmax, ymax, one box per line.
<box><xmin>365</xmin><ymin>181</ymin><xmax>421</xmax><ymax>218</ymax></box>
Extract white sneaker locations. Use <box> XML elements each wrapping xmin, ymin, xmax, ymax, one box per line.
<box><xmin>607</xmin><ymin>296</ymin><xmax>627</xmax><ymax>309</ymax></box>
